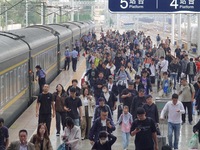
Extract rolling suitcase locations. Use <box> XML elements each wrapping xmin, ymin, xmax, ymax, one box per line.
<box><xmin>157</xmin><ymin>121</ymin><xmax>171</xmax><ymax>150</ymax></box>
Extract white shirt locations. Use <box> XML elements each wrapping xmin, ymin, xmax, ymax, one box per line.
<box><xmin>160</xmin><ymin>101</ymin><xmax>185</xmax><ymax>124</ymax></box>
<box><xmin>108</xmin><ymin>83</ymin><xmax>113</xmax><ymax>92</ymax></box>
<box><xmin>150</xmin><ymin>64</ymin><xmax>156</xmax><ymax>76</ymax></box>
<box><xmin>83</xmin><ymin>97</ymin><xmax>88</xmax><ymax>106</ymax></box>
<box><xmin>160</xmin><ymin>60</ymin><xmax>168</xmax><ymax>72</ymax></box>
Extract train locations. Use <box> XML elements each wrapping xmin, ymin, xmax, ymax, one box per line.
<box><xmin>0</xmin><ymin>21</ymin><xmax>95</xmax><ymax>127</ymax></box>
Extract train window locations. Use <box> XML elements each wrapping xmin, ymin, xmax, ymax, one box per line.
<box><xmin>21</xmin><ymin>65</ymin><xmax>24</xmax><ymax>90</ymax></box>
<box><xmin>9</xmin><ymin>70</ymin><xmax>14</xmax><ymax>99</ymax></box>
<box><xmin>14</xmin><ymin>68</ymin><xmax>17</xmax><ymax>96</ymax></box>
<box><xmin>17</xmin><ymin>67</ymin><xmax>21</xmax><ymax>93</ymax></box>
<box><xmin>0</xmin><ymin>75</ymin><xmax>5</xmax><ymax>107</ymax></box>
<box><xmin>24</xmin><ymin>63</ymin><xmax>28</xmax><ymax>88</ymax></box>
<box><xmin>5</xmin><ymin>73</ymin><xmax>9</xmax><ymax>102</ymax></box>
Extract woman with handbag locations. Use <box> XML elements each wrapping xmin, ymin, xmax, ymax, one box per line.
<box><xmin>62</xmin><ymin>117</ymin><xmax>81</xmax><ymax>150</ymax></box>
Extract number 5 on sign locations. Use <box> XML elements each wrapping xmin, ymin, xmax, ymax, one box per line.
<box><xmin>120</xmin><ymin>0</ymin><xmax>129</xmax><ymax>9</ymax></box>
<box><xmin>170</xmin><ymin>0</ymin><xmax>179</xmax><ymax>9</ymax></box>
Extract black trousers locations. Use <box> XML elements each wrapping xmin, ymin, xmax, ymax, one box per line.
<box><xmin>182</xmin><ymin>102</ymin><xmax>193</xmax><ymax>122</ymax></box>
<box><xmin>39</xmin><ymin>114</ymin><xmax>51</xmax><ymax>135</ymax></box>
<box><xmin>64</xmin><ymin>57</ymin><xmax>70</xmax><ymax>70</ymax></box>
<box><xmin>72</xmin><ymin>58</ymin><xmax>77</xmax><ymax>72</ymax></box>
<box><xmin>38</xmin><ymin>78</ymin><xmax>46</xmax><ymax>93</ymax></box>
<box><xmin>188</xmin><ymin>74</ymin><xmax>195</xmax><ymax>83</ymax></box>
<box><xmin>56</xmin><ymin>112</ymin><xmax>67</xmax><ymax>133</ymax></box>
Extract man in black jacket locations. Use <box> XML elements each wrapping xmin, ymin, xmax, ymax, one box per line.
<box><xmin>91</xmin><ymin>131</ymin><xmax>117</xmax><ymax>150</ymax></box>
<box><xmin>186</xmin><ymin>58</ymin><xmax>197</xmax><ymax>83</ymax></box>
<box><xmin>84</xmin><ymin>63</ymin><xmax>98</xmax><ymax>90</ymax></box>
<box><xmin>108</xmin><ymin>75</ymin><xmax>118</xmax><ymax>96</ymax></box>
<box><xmin>169</xmin><ymin>58</ymin><xmax>180</xmax><ymax>89</ymax></box>
<box><xmin>89</xmin><ymin>109</ymin><xmax>115</xmax><ymax>144</ymax></box>
<box><xmin>130</xmin><ymin>88</ymin><xmax>146</xmax><ymax>119</ymax></box>
<box><xmin>121</xmin><ymin>81</ymin><xmax>138</xmax><ymax>111</ymax></box>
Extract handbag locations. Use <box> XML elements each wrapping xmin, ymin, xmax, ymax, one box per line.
<box><xmin>188</xmin><ymin>133</ymin><xmax>199</xmax><ymax>149</ymax></box>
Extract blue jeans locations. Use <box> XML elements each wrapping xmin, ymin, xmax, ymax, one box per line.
<box><xmin>73</xmin><ymin>119</ymin><xmax>80</xmax><ymax>126</ymax></box>
<box><xmin>168</xmin><ymin>122</ymin><xmax>181</xmax><ymax>149</ymax></box>
<box><xmin>170</xmin><ymin>73</ymin><xmax>177</xmax><ymax>88</ymax></box>
<box><xmin>122</xmin><ymin>132</ymin><xmax>130</xmax><ymax>149</ymax></box>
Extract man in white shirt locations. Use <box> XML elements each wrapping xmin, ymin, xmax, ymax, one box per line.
<box><xmin>160</xmin><ymin>93</ymin><xmax>185</xmax><ymax>150</ymax></box>
<box><xmin>158</xmin><ymin>56</ymin><xmax>168</xmax><ymax>79</ymax></box>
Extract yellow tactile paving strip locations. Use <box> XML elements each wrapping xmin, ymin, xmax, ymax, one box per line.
<box><xmin>9</xmin><ymin>55</ymin><xmax>86</xmax><ymax>142</ymax></box>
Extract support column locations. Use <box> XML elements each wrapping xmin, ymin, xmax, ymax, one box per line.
<box><xmin>116</xmin><ymin>14</ymin><xmax>120</xmax><ymax>30</ymax></box>
<box><xmin>59</xmin><ymin>7</ymin><xmax>62</xmax><ymax>23</ymax></box>
<box><xmin>171</xmin><ymin>14</ymin><xmax>175</xmax><ymax>47</ymax></box>
<box><xmin>71</xmin><ymin>0</ymin><xmax>74</xmax><ymax>21</ymax></box>
<box><xmin>198</xmin><ymin>14</ymin><xmax>200</xmax><ymax>55</ymax></box>
<box><xmin>162</xmin><ymin>14</ymin><xmax>166</xmax><ymax>38</ymax></box>
<box><xmin>178</xmin><ymin>14</ymin><xmax>182</xmax><ymax>47</ymax></box>
<box><xmin>187</xmin><ymin>14</ymin><xmax>191</xmax><ymax>51</ymax></box>
<box><xmin>41</xmin><ymin>2</ymin><xmax>45</xmax><ymax>25</ymax></box>
<box><xmin>25</xmin><ymin>0</ymin><xmax>28</xmax><ymax>27</ymax></box>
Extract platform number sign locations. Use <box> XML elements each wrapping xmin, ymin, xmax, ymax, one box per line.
<box><xmin>120</xmin><ymin>0</ymin><xmax>129</xmax><ymax>9</ymax></box>
<box><xmin>170</xmin><ymin>0</ymin><xmax>179</xmax><ymax>9</ymax></box>
<box><xmin>109</xmin><ymin>0</ymin><xmax>200</xmax><ymax>13</ymax></box>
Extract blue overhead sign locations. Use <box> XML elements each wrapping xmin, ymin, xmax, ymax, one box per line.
<box><xmin>109</xmin><ymin>0</ymin><xmax>200</xmax><ymax>13</ymax></box>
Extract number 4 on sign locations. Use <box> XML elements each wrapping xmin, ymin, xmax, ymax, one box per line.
<box><xmin>170</xmin><ymin>0</ymin><xmax>179</xmax><ymax>9</ymax></box>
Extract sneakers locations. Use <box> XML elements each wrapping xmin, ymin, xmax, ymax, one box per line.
<box><xmin>181</xmin><ymin>122</ymin><xmax>185</xmax><ymax>125</ymax></box>
<box><xmin>189</xmin><ymin>122</ymin><xmax>192</xmax><ymax>125</ymax></box>
<box><xmin>56</xmin><ymin>132</ymin><xmax>60</xmax><ymax>136</ymax></box>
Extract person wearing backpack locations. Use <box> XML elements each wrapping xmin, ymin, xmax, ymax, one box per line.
<box><xmin>178</xmin><ymin>77</ymin><xmax>195</xmax><ymax>125</ymax></box>
<box><xmin>115</xmin><ymin>106</ymin><xmax>133</xmax><ymax>150</ymax></box>
<box><xmin>160</xmin><ymin>72</ymin><xmax>173</xmax><ymax>97</ymax></box>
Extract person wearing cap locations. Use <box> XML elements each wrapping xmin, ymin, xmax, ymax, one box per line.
<box><xmin>130</xmin><ymin>88</ymin><xmax>146</xmax><ymax>120</ymax></box>
<box><xmin>100</xmin><ymin>85</ymin><xmax>117</xmax><ymax>114</ymax></box>
<box><xmin>71</xmin><ymin>47</ymin><xmax>79</xmax><ymax>72</ymax></box>
<box><xmin>35</xmin><ymin>65</ymin><xmax>46</xmax><ymax>93</ymax></box>
<box><xmin>160</xmin><ymin>93</ymin><xmax>185</xmax><ymax>150</ymax></box>
<box><xmin>130</xmin><ymin>107</ymin><xmax>158</xmax><ymax>150</ymax></box>
<box><xmin>64</xmin><ymin>87</ymin><xmax>83</xmax><ymax>126</ymax></box>
<box><xmin>89</xmin><ymin>108</ymin><xmax>115</xmax><ymax>144</ymax></box>
<box><xmin>178</xmin><ymin>77</ymin><xmax>195</xmax><ymax>125</ymax></box>
<box><xmin>143</xmin><ymin>95</ymin><xmax>160</xmax><ymax>135</ymax></box>
<box><xmin>92</xmin><ymin>97</ymin><xmax>113</xmax><ymax>123</ymax></box>
<box><xmin>108</xmin><ymin>75</ymin><xmax>118</xmax><ymax>96</ymax></box>
<box><xmin>64</xmin><ymin>46</ymin><xmax>71</xmax><ymax>71</ymax></box>
<box><xmin>36</xmin><ymin>84</ymin><xmax>55</xmax><ymax>135</ymax></box>
<box><xmin>121</xmin><ymin>81</ymin><xmax>138</xmax><ymax>111</ymax></box>
<box><xmin>0</xmin><ymin>118</ymin><xmax>9</xmax><ymax>150</ymax></box>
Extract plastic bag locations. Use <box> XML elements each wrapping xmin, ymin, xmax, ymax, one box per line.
<box><xmin>188</xmin><ymin>133</ymin><xmax>199</xmax><ymax>149</ymax></box>
<box><xmin>57</xmin><ymin>143</ymin><xmax>65</xmax><ymax>150</ymax></box>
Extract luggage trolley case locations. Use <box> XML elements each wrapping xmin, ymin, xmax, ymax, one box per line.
<box><xmin>157</xmin><ymin>121</ymin><xmax>171</xmax><ymax>150</ymax></box>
